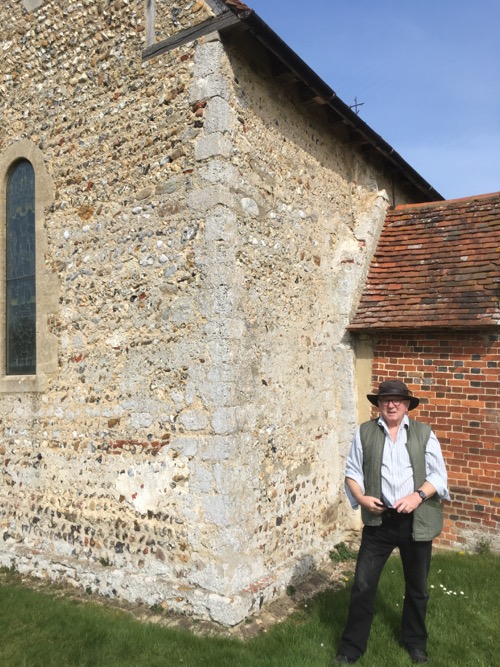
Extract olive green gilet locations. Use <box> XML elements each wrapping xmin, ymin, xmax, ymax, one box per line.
<box><xmin>360</xmin><ymin>418</ymin><xmax>443</xmax><ymax>541</ymax></box>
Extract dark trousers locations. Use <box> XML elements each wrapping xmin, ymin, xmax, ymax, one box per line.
<box><xmin>338</xmin><ymin>512</ymin><xmax>433</xmax><ymax>660</ymax></box>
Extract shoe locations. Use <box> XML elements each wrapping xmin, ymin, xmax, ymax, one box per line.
<box><xmin>407</xmin><ymin>647</ymin><xmax>429</xmax><ymax>664</ymax></box>
<box><xmin>331</xmin><ymin>655</ymin><xmax>358</xmax><ymax>665</ymax></box>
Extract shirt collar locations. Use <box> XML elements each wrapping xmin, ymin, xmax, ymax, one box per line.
<box><xmin>377</xmin><ymin>413</ymin><xmax>410</xmax><ymax>431</ymax></box>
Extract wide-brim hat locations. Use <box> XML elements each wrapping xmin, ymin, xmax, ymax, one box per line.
<box><xmin>367</xmin><ymin>380</ymin><xmax>419</xmax><ymax>410</ymax></box>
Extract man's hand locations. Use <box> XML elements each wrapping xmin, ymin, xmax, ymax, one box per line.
<box><xmin>393</xmin><ymin>492</ymin><xmax>422</xmax><ymax>514</ymax></box>
<box><xmin>359</xmin><ymin>496</ymin><xmax>387</xmax><ymax>515</ymax></box>
<box><xmin>345</xmin><ymin>478</ymin><xmax>388</xmax><ymax>515</ymax></box>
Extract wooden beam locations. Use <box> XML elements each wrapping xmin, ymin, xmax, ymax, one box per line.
<box><xmin>350</xmin><ymin>131</ymin><xmax>373</xmax><ymax>148</ymax></box>
<box><xmin>142</xmin><ymin>11</ymin><xmax>243</xmax><ymax>61</ymax></box>
<box><xmin>270</xmin><ymin>58</ymin><xmax>298</xmax><ymax>83</ymax></box>
<box><xmin>145</xmin><ymin>0</ymin><xmax>155</xmax><ymax>48</ymax></box>
<box><xmin>296</xmin><ymin>82</ymin><xmax>324</xmax><ymax>107</ymax></box>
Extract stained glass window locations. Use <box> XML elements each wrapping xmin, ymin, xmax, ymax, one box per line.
<box><xmin>6</xmin><ymin>160</ymin><xmax>36</xmax><ymax>375</ymax></box>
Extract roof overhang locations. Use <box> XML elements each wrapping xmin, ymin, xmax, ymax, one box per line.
<box><xmin>143</xmin><ymin>1</ymin><xmax>444</xmax><ymax>202</ymax></box>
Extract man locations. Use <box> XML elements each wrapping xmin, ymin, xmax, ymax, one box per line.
<box><xmin>333</xmin><ymin>380</ymin><xmax>449</xmax><ymax>665</ymax></box>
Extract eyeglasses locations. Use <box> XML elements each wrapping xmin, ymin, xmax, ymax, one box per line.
<box><xmin>379</xmin><ymin>398</ymin><xmax>405</xmax><ymax>406</ymax></box>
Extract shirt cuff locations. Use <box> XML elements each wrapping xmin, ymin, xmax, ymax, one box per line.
<box><xmin>425</xmin><ymin>473</ymin><xmax>450</xmax><ymax>501</ymax></box>
<box><xmin>345</xmin><ymin>475</ymin><xmax>365</xmax><ymax>509</ymax></box>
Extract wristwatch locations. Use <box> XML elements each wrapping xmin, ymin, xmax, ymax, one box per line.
<box><xmin>416</xmin><ymin>489</ymin><xmax>427</xmax><ymax>502</ymax></box>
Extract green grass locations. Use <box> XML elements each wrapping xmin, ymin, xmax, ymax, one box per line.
<box><xmin>0</xmin><ymin>551</ymin><xmax>498</xmax><ymax>666</ymax></box>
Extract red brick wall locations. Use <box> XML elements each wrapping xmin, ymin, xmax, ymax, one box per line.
<box><xmin>369</xmin><ymin>331</ymin><xmax>499</xmax><ymax>552</ymax></box>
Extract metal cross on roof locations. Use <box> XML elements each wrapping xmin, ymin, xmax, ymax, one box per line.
<box><xmin>350</xmin><ymin>97</ymin><xmax>365</xmax><ymax>115</ymax></box>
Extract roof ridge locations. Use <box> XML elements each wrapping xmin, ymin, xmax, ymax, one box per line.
<box><xmin>389</xmin><ymin>191</ymin><xmax>500</xmax><ymax>212</ymax></box>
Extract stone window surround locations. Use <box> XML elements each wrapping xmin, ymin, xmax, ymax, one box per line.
<box><xmin>0</xmin><ymin>140</ymin><xmax>57</xmax><ymax>393</ymax></box>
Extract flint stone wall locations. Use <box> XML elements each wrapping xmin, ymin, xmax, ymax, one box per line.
<box><xmin>0</xmin><ymin>0</ymin><xmax>420</xmax><ymax>625</ymax></box>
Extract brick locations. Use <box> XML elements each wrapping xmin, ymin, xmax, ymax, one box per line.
<box><xmin>369</xmin><ymin>331</ymin><xmax>499</xmax><ymax>551</ymax></box>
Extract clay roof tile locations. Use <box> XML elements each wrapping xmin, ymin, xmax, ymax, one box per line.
<box><xmin>223</xmin><ymin>0</ymin><xmax>251</xmax><ymax>10</ymax></box>
<box><xmin>349</xmin><ymin>192</ymin><xmax>500</xmax><ymax>331</ymax></box>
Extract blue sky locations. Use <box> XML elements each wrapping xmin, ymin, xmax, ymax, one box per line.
<box><xmin>246</xmin><ymin>1</ymin><xmax>500</xmax><ymax>200</ymax></box>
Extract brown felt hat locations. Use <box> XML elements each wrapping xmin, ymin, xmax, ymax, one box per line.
<box><xmin>367</xmin><ymin>380</ymin><xmax>419</xmax><ymax>410</ymax></box>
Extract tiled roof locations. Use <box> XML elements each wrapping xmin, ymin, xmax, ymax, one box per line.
<box><xmin>349</xmin><ymin>192</ymin><xmax>500</xmax><ymax>331</ymax></box>
<box><xmin>223</xmin><ymin>0</ymin><xmax>251</xmax><ymax>9</ymax></box>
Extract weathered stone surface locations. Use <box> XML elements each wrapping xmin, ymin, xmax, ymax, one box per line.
<box><xmin>0</xmin><ymin>0</ymin><xmax>421</xmax><ymax>626</ymax></box>
<box><xmin>195</xmin><ymin>133</ymin><xmax>232</xmax><ymax>160</ymax></box>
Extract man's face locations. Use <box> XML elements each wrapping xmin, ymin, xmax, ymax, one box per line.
<box><xmin>378</xmin><ymin>396</ymin><xmax>410</xmax><ymax>425</ymax></box>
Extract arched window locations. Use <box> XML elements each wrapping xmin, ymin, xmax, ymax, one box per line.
<box><xmin>6</xmin><ymin>160</ymin><xmax>36</xmax><ymax>375</ymax></box>
<box><xmin>0</xmin><ymin>140</ymin><xmax>57</xmax><ymax>393</ymax></box>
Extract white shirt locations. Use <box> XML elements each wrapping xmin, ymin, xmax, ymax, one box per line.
<box><xmin>345</xmin><ymin>414</ymin><xmax>450</xmax><ymax>509</ymax></box>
